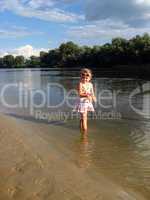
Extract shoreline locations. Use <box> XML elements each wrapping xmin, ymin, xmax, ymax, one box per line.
<box><xmin>0</xmin><ymin>113</ymin><xmax>147</xmax><ymax>200</ymax></box>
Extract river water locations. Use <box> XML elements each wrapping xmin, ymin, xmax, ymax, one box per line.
<box><xmin>0</xmin><ymin>68</ymin><xmax>150</xmax><ymax>198</ymax></box>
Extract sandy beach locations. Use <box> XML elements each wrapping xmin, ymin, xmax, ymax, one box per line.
<box><xmin>0</xmin><ymin>113</ymin><xmax>147</xmax><ymax>200</ymax></box>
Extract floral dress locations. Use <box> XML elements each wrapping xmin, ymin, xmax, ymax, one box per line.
<box><xmin>73</xmin><ymin>82</ymin><xmax>95</xmax><ymax>113</ymax></box>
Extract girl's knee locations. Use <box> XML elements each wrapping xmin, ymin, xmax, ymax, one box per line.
<box><xmin>80</xmin><ymin>113</ymin><xmax>85</xmax><ymax>119</ymax></box>
<box><xmin>80</xmin><ymin>113</ymin><xmax>87</xmax><ymax>120</ymax></box>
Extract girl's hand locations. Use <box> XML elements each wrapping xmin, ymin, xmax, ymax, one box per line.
<box><xmin>92</xmin><ymin>95</ymin><xmax>97</xmax><ymax>103</ymax></box>
<box><xmin>86</xmin><ymin>92</ymin><xmax>97</xmax><ymax>102</ymax></box>
<box><xmin>86</xmin><ymin>93</ymin><xmax>95</xmax><ymax>103</ymax></box>
<box><xmin>87</xmin><ymin>95</ymin><xmax>92</xmax><ymax>102</ymax></box>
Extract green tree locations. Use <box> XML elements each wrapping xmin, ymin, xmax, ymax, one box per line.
<box><xmin>58</xmin><ymin>41</ymin><xmax>80</xmax><ymax>66</ymax></box>
<box><xmin>40</xmin><ymin>50</ymin><xmax>60</xmax><ymax>67</ymax></box>
<box><xmin>0</xmin><ymin>57</ymin><xmax>3</xmax><ymax>68</ymax></box>
<box><xmin>27</xmin><ymin>56</ymin><xmax>40</xmax><ymax>68</ymax></box>
<box><xmin>79</xmin><ymin>46</ymin><xmax>92</xmax><ymax>66</ymax></box>
<box><xmin>3</xmin><ymin>55</ymin><xmax>15</xmax><ymax>68</ymax></box>
<box><xmin>15</xmin><ymin>56</ymin><xmax>25</xmax><ymax>68</ymax></box>
<box><xmin>39</xmin><ymin>51</ymin><xmax>48</xmax><ymax>67</ymax></box>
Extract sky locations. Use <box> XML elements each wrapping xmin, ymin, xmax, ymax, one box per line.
<box><xmin>1</xmin><ymin>0</ymin><xmax>150</xmax><ymax>57</ymax></box>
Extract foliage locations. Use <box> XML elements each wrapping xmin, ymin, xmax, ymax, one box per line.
<box><xmin>2</xmin><ymin>55</ymin><xmax>15</xmax><ymax>68</ymax></box>
<box><xmin>15</xmin><ymin>56</ymin><xmax>25</xmax><ymax>68</ymax></box>
<box><xmin>0</xmin><ymin>34</ymin><xmax>150</xmax><ymax>75</ymax></box>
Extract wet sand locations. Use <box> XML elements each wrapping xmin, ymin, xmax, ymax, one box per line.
<box><xmin>0</xmin><ymin>113</ymin><xmax>147</xmax><ymax>200</ymax></box>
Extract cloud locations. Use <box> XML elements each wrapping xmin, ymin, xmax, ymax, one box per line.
<box><xmin>1</xmin><ymin>0</ymin><xmax>150</xmax><ymax>47</ymax></box>
<box><xmin>0</xmin><ymin>0</ymin><xmax>83</xmax><ymax>23</ymax></box>
<box><xmin>0</xmin><ymin>45</ymin><xmax>48</xmax><ymax>58</ymax></box>
<box><xmin>25</xmin><ymin>0</ymin><xmax>76</xmax><ymax>9</ymax></box>
<box><xmin>67</xmin><ymin>19</ymin><xmax>150</xmax><ymax>43</ymax></box>
<box><xmin>27</xmin><ymin>0</ymin><xmax>55</xmax><ymax>9</ymax></box>
<box><xmin>0</xmin><ymin>26</ymin><xmax>42</xmax><ymax>38</ymax></box>
<box><xmin>85</xmin><ymin>0</ymin><xmax>150</xmax><ymax>26</ymax></box>
<box><xmin>65</xmin><ymin>0</ymin><xmax>150</xmax><ymax>44</ymax></box>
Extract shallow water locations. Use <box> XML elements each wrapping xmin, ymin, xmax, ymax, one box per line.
<box><xmin>0</xmin><ymin>68</ymin><xmax>150</xmax><ymax>198</ymax></box>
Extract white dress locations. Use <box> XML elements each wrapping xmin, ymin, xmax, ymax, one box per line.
<box><xmin>73</xmin><ymin>82</ymin><xmax>95</xmax><ymax>113</ymax></box>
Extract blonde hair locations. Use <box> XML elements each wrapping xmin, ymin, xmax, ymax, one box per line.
<box><xmin>80</xmin><ymin>68</ymin><xmax>92</xmax><ymax>79</ymax></box>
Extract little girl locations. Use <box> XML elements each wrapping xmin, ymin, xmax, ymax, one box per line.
<box><xmin>73</xmin><ymin>68</ymin><xmax>96</xmax><ymax>133</ymax></box>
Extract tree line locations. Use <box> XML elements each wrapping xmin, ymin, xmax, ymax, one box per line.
<box><xmin>0</xmin><ymin>33</ymin><xmax>150</xmax><ymax>76</ymax></box>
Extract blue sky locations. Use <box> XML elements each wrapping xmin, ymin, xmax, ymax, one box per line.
<box><xmin>1</xmin><ymin>0</ymin><xmax>150</xmax><ymax>57</ymax></box>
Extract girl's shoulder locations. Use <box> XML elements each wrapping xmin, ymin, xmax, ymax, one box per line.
<box><xmin>88</xmin><ymin>81</ymin><xmax>93</xmax><ymax>87</ymax></box>
<box><xmin>77</xmin><ymin>81</ymin><xmax>83</xmax><ymax>90</ymax></box>
<box><xmin>78</xmin><ymin>81</ymin><xmax>82</xmax><ymax>87</ymax></box>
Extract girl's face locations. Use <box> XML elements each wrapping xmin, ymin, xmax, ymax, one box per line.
<box><xmin>81</xmin><ymin>72</ymin><xmax>91</xmax><ymax>82</ymax></box>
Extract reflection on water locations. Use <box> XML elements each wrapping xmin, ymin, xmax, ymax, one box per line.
<box><xmin>73</xmin><ymin>119</ymin><xmax>150</xmax><ymax>198</ymax></box>
<box><xmin>77</xmin><ymin>133</ymin><xmax>94</xmax><ymax>169</ymax></box>
<box><xmin>0</xmin><ymin>68</ymin><xmax>150</xmax><ymax>198</ymax></box>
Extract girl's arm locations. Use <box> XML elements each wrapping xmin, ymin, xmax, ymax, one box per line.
<box><xmin>91</xmin><ymin>83</ymin><xmax>97</xmax><ymax>102</ymax></box>
<box><xmin>78</xmin><ymin>82</ymin><xmax>90</xmax><ymax>98</ymax></box>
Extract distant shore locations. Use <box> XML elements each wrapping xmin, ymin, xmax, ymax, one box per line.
<box><xmin>1</xmin><ymin>34</ymin><xmax>150</xmax><ymax>80</ymax></box>
<box><xmin>0</xmin><ymin>113</ymin><xmax>147</xmax><ymax>199</ymax></box>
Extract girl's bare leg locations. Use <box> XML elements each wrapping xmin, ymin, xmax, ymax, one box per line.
<box><xmin>80</xmin><ymin>118</ymin><xmax>83</xmax><ymax>132</ymax></box>
<box><xmin>80</xmin><ymin>112</ymin><xmax>87</xmax><ymax>133</ymax></box>
<box><xmin>83</xmin><ymin>112</ymin><xmax>88</xmax><ymax>132</ymax></box>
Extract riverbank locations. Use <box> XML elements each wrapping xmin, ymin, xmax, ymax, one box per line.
<box><xmin>0</xmin><ymin>113</ymin><xmax>147</xmax><ymax>200</ymax></box>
